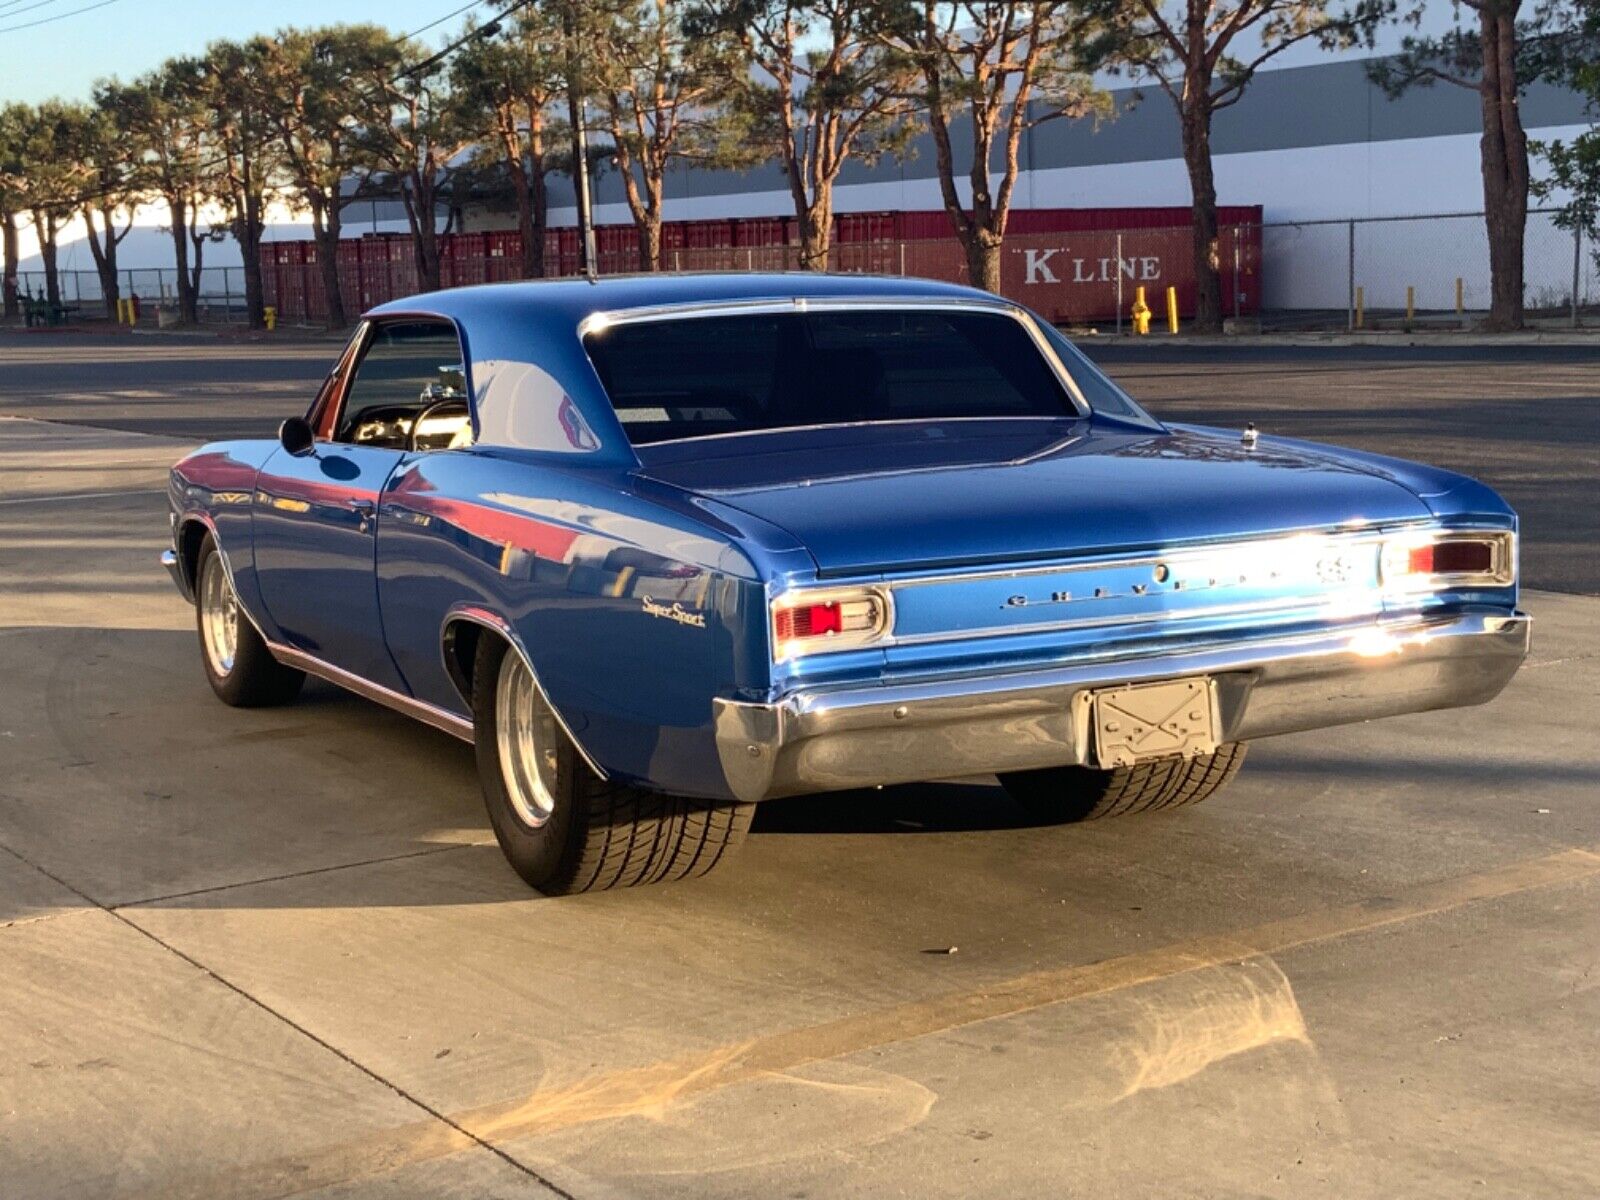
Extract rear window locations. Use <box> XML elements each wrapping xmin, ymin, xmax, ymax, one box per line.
<box><xmin>583</xmin><ymin>309</ymin><xmax>1076</xmax><ymax>445</ymax></box>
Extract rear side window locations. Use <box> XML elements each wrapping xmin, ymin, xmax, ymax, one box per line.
<box><xmin>584</xmin><ymin>309</ymin><xmax>1076</xmax><ymax>445</ymax></box>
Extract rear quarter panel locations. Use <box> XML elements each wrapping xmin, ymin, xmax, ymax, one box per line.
<box><xmin>375</xmin><ymin>451</ymin><xmax>775</xmax><ymax>799</ymax></box>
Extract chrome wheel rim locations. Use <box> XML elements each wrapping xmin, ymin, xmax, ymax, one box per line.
<box><xmin>495</xmin><ymin>651</ymin><xmax>560</xmax><ymax>828</ymax></box>
<box><xmin>199</xmin><ymin>553</ymin><xmax>239</xmax><ymax>677</ymax></box>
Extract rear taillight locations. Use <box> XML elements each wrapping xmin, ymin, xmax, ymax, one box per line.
<box><xmin>1381</xmin><ymin>531</ymin><xmax>1514</xmax><ymax>591</ymax></box>
<box><xmin>771</xmin><ymin>588</ymin><xmax>892</xmax><ymax>661</ymax></box>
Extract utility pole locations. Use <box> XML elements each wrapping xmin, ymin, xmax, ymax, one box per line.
<box><xmin>562</xmin><ymin>2</ymin><xmax>598</xmax><ymax>280</ymax></box>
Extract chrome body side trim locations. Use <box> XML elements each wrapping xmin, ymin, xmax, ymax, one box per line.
<box><xmin>713</xmin><ymin>611</ymin><xmax>1531</xmax><ymax>803</ymax></box>
<box><xmin>439</xmin><ymin>605</ymin><xmax>609</xmax><ymax>779</ymax></box>
<box><xmin>267</xmin><ymin>640</ymin><xmax>476</xmax><ymax>743</ymax></box>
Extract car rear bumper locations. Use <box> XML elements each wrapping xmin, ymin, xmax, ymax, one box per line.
<box><xmin>712</xmin><ymin>610</ymin><xmax>1531</xmax><ymax>803</ymax></box>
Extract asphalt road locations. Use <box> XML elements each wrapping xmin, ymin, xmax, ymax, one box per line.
<box><xmin>1</xmin><ymin>333</ymin><xmax>1598</xmax><ymax>1198</ymax></box>
<box><xmin>1</xmin><ymin>331</ymin><xmax>1595</xmax><ymax>593</ymax></box>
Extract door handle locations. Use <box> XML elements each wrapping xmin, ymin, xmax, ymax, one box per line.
<box><xmin>347</xmin><ymin>498</ymin><xmax>376</xmax><ymax>533</ymax></box>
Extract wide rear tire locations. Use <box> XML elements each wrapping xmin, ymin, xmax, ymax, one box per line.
<box><xmin>194</xmin><ymin>533</ymin><xmax>305</xmax><ymax>708</ymax></box>
<box><xmin>999</xmin><ymin>743</ymin><xmax>1248</xmax><ymax>823</ymax></box>
<box><xmin>471</xmin><ymin>635</ymin><xmax>754</xmax><ymax>894</ymax></box>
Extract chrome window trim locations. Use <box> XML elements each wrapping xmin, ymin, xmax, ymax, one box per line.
<box><xmin>577</xmin><ymin>296</ymin><xmax>1094</xmax><ymax>422</ymax></box>
<box><xmin>334</xmin><ymin>314</ymin><xmax>476</xmax><ymax>450</ymax></box>
<box><xmin>623</xmin><ymin>416</ymin><xmax>1084</xmax><ymax>452</ymax></box>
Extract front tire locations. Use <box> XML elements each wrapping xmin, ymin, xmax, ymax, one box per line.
<box><xmin>472</xmin><ymin>635</ymin><xmax>754</xmax><ymax>895</ymax></box>
<box><xmin>194</xmin><ymin>533</ymin><xmax>304</xmax><ymax>707</ymax></box>
<box><xmin>999</xmin><ymin>743</ymin><xmax>1248</xmax><ymax>823</ymax></box>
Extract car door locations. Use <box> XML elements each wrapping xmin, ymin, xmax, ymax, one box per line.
<box><xmin>252</xmin><ymin>318</ymin><xmax>468</xmax><ymax>691</ymax></box>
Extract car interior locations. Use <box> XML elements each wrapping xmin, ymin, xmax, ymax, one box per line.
<box><xmin>335</xmin><ymin>320</ymin><xmax>473</xmax><ymax>452</ymax></box>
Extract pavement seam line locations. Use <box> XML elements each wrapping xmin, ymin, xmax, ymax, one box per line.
<box><xmin>0</xmin><ymin>838</ymin><xmax>578</xmax><ymax>1200</ymax></box>
<box><xmin>113</xmin><ymin>841</ymin><xmax>485</xmax><ymax>909</ymax></box>
<box><xmin>0</xmin><ymin>488</ymin><xmax>169</xmax><ymax>505</ymax></box>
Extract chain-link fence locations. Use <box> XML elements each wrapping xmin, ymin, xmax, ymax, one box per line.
<box><xmin>8</xmin><ymin>209</ymin><xmax>1597</xmax><ymax>331</ymax></box>
<box><xmin>10</xmin><ymin>266</ymin><xmax>251</xmax><ymax>325</ymax></box>
<box><xmin>1260</xmin><ymin>209</ymin><xmax>1595</xmax><ymax>329</ymax></box>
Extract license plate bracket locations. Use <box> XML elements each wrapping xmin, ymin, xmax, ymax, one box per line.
<box><xmin>1081</xmin><ymin>677</ymin><xmax>1219</xmax><ymax>769</ymax></box>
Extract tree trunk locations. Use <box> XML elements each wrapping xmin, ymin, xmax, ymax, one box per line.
<box><xmin>1180</xmin><ymin>102</ymin><xmax>1223</xmax><ymax>334</ymax></box>
<box><xmin>416</xmin><ymin>219</ymin><xmax>441</xmax><ymax>292</ymax></box>
<box><xmin>311</xmin><ymin>197</ymin><xmax>347</xmax><ymax>330</ymax></box>
<box><xmin>964</xmin><ymin>232</ymin><xmax>1003</xmax><ymax>294</ymax></box>
<box><xmin>4</xmin><ymin>212</ymin><xmax>22</xmax><ymax>319</ymax></box>
<box><xmin>636</xmin><ymin>211</ymin><xmax>661</xmax><ymax>272</ymax></box>
<box><xmin>403</xmin><ymin>176</ymin><xmax>443</xmax><ymax>292</ymax></box>
<box><xmin>798</xmin><ymin>198</ymin><xmax>832</xmax><ymax>271</ymax></box>
<box><xmin>238</xmin><ymin>192</ymin><xmax>267</xmax><ymax>330</ymax></box>
<box><xmin>509</xmin><ymin>160</ymin><xmax>535</xmax><ymax>279</ymax></box>
<box><xmin>31</xmin><ymin>211</ymin><xmax>61</xmax><ymax>309</ymax></box>
<box><xmin>527</xmin><ymin>125</ymin><xmax>548</xmax><ymax>279</ymax></box>
<box><xmin>168</xmin><ymin>193</ymin><xmax>198</xmax><ymax>324</ymax></box>
<box><xmin>83</xmin><ymin>207</ymin><xmax>121</xmax><ymax>314</ymax></box>
<box><xmin>1478</xmin><ymin>5</ymin><xmax>1528</xmax><ymax>330</ymax></box>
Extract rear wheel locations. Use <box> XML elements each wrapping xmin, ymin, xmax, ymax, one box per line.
<box><xmin>472</xmin><ymin>635</ymin><xmax>754</xmax><ymax>894</ymax></box>
<box><xmin>998</xmin><ymin>743</ymin><xmax>1248</xmax><ymax>823</ymax></box>
<box><xmin>194</xmin><ymin>533</ymin><xmax>304</xmax><ymax>707</ymax></box>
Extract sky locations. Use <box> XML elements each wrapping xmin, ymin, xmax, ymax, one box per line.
<box><xmin>0</xmin><ymin>0</ymin><xmax>491</xmax><ymax>104</ymax></box>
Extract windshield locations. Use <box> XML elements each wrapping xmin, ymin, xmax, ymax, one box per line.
<box><xmin>583</xmin><ymin>308</ymin><xmax>1080</xmax><ymax>446</ymax></box>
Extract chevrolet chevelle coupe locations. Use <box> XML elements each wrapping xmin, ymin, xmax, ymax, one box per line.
<box><xmin>162</xmin><ymin>274</ymin><xmax>1529</xmax><ymax>894</ymax></box>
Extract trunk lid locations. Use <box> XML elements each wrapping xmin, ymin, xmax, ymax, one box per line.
<box><xmin>636</xmin><ymin>419</ymin><xmax>1432</xmax><ymax>575</ymax></box>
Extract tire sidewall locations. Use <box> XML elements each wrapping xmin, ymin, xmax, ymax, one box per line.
<box><xmin>471</xmin><ymin>635</ymin><xmax>580</xmax><ymax>891</ymax></box>
<box><xmin>196</xmin><ymin>537</ymin><xmax>248</xmax><ymax>705</ymax></box>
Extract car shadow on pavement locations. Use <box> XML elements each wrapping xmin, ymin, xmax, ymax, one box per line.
<box><xmin>753</xmin><ymin>781</ymin><xmax>1042</xmax><ymax>835</ymax></box>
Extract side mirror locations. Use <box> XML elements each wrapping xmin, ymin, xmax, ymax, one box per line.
<box><xmin>279</xmin><ymin>416</ymin><xmax>316</xmax><ymax>457</ymax></box>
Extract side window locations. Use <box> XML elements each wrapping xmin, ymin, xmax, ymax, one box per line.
<box><xmin>334</xmin><ymin>320</ymin><xmax>472</xmax><ymax>451</ymax></box>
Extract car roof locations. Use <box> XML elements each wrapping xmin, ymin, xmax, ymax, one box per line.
<box><xmin>364</xmin><ymin>271</ymin><xmax>998</xmax><ymax>326</ymax></box>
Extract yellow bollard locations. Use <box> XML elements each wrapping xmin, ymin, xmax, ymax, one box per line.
<box><xmin>1355</xmin><ymin>286</ymin><xmax>1364</xmax><ymax>329</ymax></box>
<box><xmin>1406</xmin><ymin>286</ymin><xmax>1415</xmax><ymax>325</ymax></box>
<box><xmin>1131</xmin><ymin>286</ymin><xmax>1152</xmax><ymax>336</ymax></box>
<box><xmin>1455</xmin><ymin>277</ymin><xmax>1464</xmax><ymax>316</ymax></box>
<box><xmin>1165</xmin><ymin>286</ymin><xmax>1179</xmax><ymax>334</ymax></box>
<box><xmin>264</xmin><ymin>306</ymin><xmax>277</xmax><ymax>332</ymax></box>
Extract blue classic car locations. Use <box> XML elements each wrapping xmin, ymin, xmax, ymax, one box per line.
<box><xmin>162</xmin><ymin>274</ymin><xmax>1529</xmax><ymax>893</ymax></box>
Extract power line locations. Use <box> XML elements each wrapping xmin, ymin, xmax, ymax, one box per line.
<box><xmin>398</xmin><ymin>0</ymin><xmax>534</xmax><ymax>78</ymax></box>
<box><xmin>18</xmin><ymin>0</ymin><xmax>528</xmax><ymax>214</ymax></box>
<box><xmin>0</xmin><ymin>0</ymin><xmax>118</xmax><ymax>34</ymax></box>
<box><xmin>0</xmin><ymin>0</ymin><xmax>67</xmax><ymax>18</ymax></box>
<box><xmin>399</xmin><ymin>0</ymin><xmax>484</xmax><ymax>45</ymax></box>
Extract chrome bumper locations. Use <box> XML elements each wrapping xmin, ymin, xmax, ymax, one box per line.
<box><xmin>160</xmin><ymin>549</ymin><xmax>192</xmax><ymax>602</ymax></box>
<box><xmin>713</xmin><ymin>611</ymin><xmax>1531</xmax><ymax>803</ymax></box>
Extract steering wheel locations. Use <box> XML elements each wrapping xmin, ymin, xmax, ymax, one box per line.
<box><xmin>407</xmin><ymin>399</ymin><xmax>470</xmax><ymax>453</ymax></box>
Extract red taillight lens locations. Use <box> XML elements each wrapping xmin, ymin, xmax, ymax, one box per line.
<box><xmin>771</xmin><ymin>590</ymin><xmax>890</xmax><ymax>660</ymax></box>
<box><xmin>1382</xmin><ymin>533</ymin><xmax>1512</xmax><ymax>589</ymax></box>
<box><xmin>773</xmin><ymin>602</ymin><xmax>843</xmax><ymax>641</ymax></box>
<box><xmin>1409</xmin><ymin>541</ymin><xmax>1493</xmax><ymax>576</ymax></box>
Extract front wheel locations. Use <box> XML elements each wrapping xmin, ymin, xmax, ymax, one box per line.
<box><xmin>194</xmin><ymin>533</ymin><xmax>304</xmax><ymax>707</ymax></box>
<box><xmin>472</xmin><ymin>635</ymin><xmax>754</xmax><ymax>895</ymax></box>
<box><xmin>999</xmin><ymin>743</ymin><xmax>1248</xmax><ymax>824</ymax></box>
